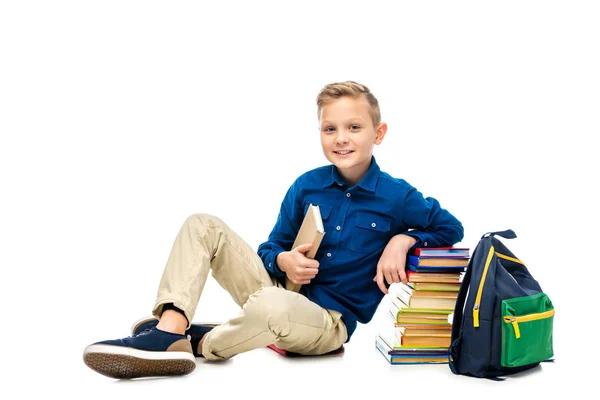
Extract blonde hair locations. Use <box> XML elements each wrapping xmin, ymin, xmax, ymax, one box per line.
<box><xmin>316</xmin><ymin>81</ymin><xmax>381</xmax><ymax>126</ymax></box>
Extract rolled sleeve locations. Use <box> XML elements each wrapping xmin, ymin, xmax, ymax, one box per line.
<box><xmin>258</xmin><ymin>245</ymin><xmax>286</xmax><ymax>277</ymax></box>
<box><xmin>400</xmin><ymin>187</ymin><xmax>464</xmax><ymax>251</ymax></box>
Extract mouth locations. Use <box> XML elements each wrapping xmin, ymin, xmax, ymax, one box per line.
<box><xmin>333</xmin><ymin>150</ymin><xmax>354</xmax><ymax>156</ymax></box>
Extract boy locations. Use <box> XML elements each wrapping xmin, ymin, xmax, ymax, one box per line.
<box><xmin>83</xmin><ymin>81</ymin><xmax>464</xmax><ymax>379</ymax></box>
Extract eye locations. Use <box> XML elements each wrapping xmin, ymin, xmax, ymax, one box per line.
<box><xmin>350</xmin><ymin>124</ymin><xmax>360</xmax><ymax>130</ymax></box>
<box><xmin>323</xmin><ymin>126</ymin><xmax>336</xmax><ymax>133</ymax></box>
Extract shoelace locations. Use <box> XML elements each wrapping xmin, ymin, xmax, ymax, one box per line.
<box><xmin>126</xmin><ymin>328</ymin><xmax>153</xmax><ymax>339</ymax></box>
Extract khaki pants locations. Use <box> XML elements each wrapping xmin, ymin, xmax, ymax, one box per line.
<box><xmin>152</xmin><ymin>214</ymin><xmax>348</xmax><ymax>360</ymax></box>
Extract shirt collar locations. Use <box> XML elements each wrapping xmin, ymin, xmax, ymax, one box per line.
<box><xmin>323</xmin><ymin>156</ymin><xmax>380</xmax><ymax>192</ymax></box>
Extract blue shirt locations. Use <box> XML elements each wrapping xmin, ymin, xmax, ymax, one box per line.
<box><xmin>257</xmin><ymin>157</ymin><xmax>464</xmax><ymax>340</ymax></box>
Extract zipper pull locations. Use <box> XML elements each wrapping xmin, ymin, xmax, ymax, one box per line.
<box><xmin>511</xmin><ymin>318</ymin><xmax>521</xmax><ymax>338</ymax></box>
<box><xmin>504</xmin><ymin>317</ymin><xmax>521</xmax><ymax>338</ymax></box>
<box><xmin>473</xmin><ymin>304</ymin><xmax>480</xmax><ymax>327</ymax></box>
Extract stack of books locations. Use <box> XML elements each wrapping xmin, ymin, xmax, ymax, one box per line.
<box><xmin>375</xmin><ymin>246</ymin><xmax>470</xmax><ymax>365</ymax></box>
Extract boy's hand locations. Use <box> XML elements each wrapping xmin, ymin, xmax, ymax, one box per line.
<box><xmin>373</xmin><ymin>234</ymin><xmax>417</xmax><ymax>294</ymax></box>
<box><xmin>277</xmin><ymin>243</ymin><xmax>320</xmax><ymax>285</ymax></box>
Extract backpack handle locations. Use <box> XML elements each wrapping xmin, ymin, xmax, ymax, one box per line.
<box><xmin>482</xmin><ymin>229</ymin><xmax>516</xmax><ymax>239</ymax></box>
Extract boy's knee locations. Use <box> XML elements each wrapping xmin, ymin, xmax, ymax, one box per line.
<box><xmin>248</xmin><ymin>286</ymin><xmax>291</xmax><ymax>310</ymax></box>
<box><xmin>185</xmin><ymin>213</ymin><xmax>223</xmax><ymax>228</ymax></box>
<box><xmin>244</xmin><ymin>287</ymin><xmax>295</xmax><ymax>329</ymax></box>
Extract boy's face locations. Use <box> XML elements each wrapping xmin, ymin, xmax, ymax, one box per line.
<box><xmin>319</xmin><ymin>95</ymin><xmax>387</xmax><ymax>185</ymax></box>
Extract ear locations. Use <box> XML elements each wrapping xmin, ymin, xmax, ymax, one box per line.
<box><xmin>374</xmin><ymin>123</ymin><xmax>387</xmax><ymax>145</ymax></box>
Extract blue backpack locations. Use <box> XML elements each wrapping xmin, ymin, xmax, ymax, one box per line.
<box><xmin>448</xmin><ymin>230</ymin><xmax>555</xmax><ymax>379</ymax></box>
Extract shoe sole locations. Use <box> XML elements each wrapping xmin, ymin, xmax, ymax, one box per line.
<box><xmin>83</xmin><ymin>344</ymin><xmax>195</xmax><ymax>379</ymax></box>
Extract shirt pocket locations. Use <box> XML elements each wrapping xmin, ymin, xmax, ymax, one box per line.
<box><xmin>349</xmin><ymin>212</ymin><xmax>392</xmax><ymax>254</ymax></box>
<box><xmin>302</xmin><ymin>202</ymin><xmax>333</xmax><ymax>222</ymax></box>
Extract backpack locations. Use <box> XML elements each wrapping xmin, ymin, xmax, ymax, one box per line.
<box><xmin>448</xmin><ymin>229</ymin><xmax>555</xmax><ymax>379</ymax></box>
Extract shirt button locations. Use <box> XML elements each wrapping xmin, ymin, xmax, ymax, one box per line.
<box><xmin>371</xmin><ymin>222</ymin><xmax>376</xmax><ymax>228</ymax></box>
<box><xmin>336</xmin><ymin>226</ymin><xmax>341</xmax><ymax>231</ymax></box>
<box><xmin>327</xmin><ymin>253</ymin><xmax>332</xmax><ymax>257</ymax></box>
<box><xmin>269</xmin><ymin>263</ymin><xmax>272</xmax><ymax>267</ymax></box>
<box><xmin>424</xmin><ymin>242</ymin><xmax>428</xmax><ymax>246</ymax></box>
<box><xmin>346</xmin><ymin>193</ymin><xmax>351</xmax><ymax>197</ymax></box>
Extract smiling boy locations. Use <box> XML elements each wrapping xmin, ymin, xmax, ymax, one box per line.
<box><xmin>83</xmin><ymin>81</ymin><xmax>464</xmax><ymax>379</ymax></box>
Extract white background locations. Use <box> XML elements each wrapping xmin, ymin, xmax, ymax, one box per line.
<box><xmin>1</xmin><ymin>1</ymin><xmax>598</xmax><ymax>398</ymax></box>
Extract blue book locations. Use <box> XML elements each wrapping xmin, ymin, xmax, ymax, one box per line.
<box><xmin>415</xmin><ymin>247</ymin><xmax>469</xmax><ymax>257</ymax></box>
<box><xmin>375</xmin><ymin>335</ymin><xmax>449</xmax><ymax>364</ymax></box>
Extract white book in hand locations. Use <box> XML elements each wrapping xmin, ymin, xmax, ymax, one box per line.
<box><xmin>285</xmin><ymin>204</ymin><xmax>325</xmax><ymax>292</ymax></box>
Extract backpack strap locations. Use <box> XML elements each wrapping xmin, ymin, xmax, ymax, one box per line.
<box><xmin>450</xmin><ymin>258</ymin><xmax>472</xmax><ymax>341</ymax></box>
<box><xmin>449</xmin><ymin>253</ymin><xmax>474</xmax><ymax>373</ymax></box>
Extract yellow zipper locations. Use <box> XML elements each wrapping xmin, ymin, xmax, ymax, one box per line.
<box><xmin>496</xmin><ymin>252</ymin><xmax>524</xmax><ymax>265</ymax></box>
<box><xmin>503</xmin><ymin>309</ymin><xmax>555</xmax><ymax>339</ymax></box>
<box><xmin>473</xmin><ymin>246</ymin><xmax>495</xmax><ymax>327</ymax></box>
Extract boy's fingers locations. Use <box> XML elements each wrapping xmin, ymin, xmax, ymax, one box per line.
<box><xmin>301</xmin><ymin>267</ymin><xmax>318</xmax><ymax>278</ymax></box>
<box><xmin>294</xmin><ymin>243</ymin><xmax>313</xmax><ymax>253</ymax></box>
<box><xmin>384</xmin><ymin>271</ymin><xmax>394</xmax><ymax>285</ymax></box>
<box><xmin>376</xmin><ymin>272</ymin><xmax>388</xmax><ymax>294</ymax></box>
<box><xmin>399</xmin><ymin>268</ymin><xmax>407</xmax><ymax>284</ymax></box>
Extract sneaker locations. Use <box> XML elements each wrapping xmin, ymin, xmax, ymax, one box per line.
<box><xmin>131</xmin><ymin>316</ymin><xmax>217</xmax><ymax>357</ymax></box>
<box><xmin>83</xmin><ymin>328</ymin><xmax>196</xmax><ymax>379</ymax></box>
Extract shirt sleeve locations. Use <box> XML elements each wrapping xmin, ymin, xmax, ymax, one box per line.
<box><xmin>257</xmin><ymin>177</ymin><xmax>304</xmax><ymax>278</ymax></box>
<box><xmin>400</xmin><ymin>185</ymin><xmax>464</xmax><ymax>252</ymax></box>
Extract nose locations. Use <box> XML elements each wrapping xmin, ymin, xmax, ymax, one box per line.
<box><xmin>335</xmin><ymin>131</ymin><xmax>349</xmax><ymax>145</ymax></box>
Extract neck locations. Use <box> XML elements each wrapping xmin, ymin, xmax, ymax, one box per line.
<box><xmin>338</xmin><ymin>159</ymin><xmax>371</xmax><ymax>186</ymax></box>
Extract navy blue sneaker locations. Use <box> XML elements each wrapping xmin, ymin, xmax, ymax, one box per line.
<box><xmin>83</xmin><ymin>328</ymin><xmax>195</xmax><ymax>379</ymax></box>
<box><xmin>131</xmin><ymin>316</ymin><xmax>217</xmax><ymax>357</ymax></box>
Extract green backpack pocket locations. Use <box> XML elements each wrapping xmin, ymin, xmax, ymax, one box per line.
<box><xmin>501</xmin><ymin>292</ymin><xmax>554</xmax><ymax>368</ymax></box>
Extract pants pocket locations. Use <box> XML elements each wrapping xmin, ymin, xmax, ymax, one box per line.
<box><xmin>501</xmin><ymin>292</ymin><xmax>554</xmax><ymax>367</ymax></box>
